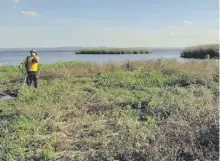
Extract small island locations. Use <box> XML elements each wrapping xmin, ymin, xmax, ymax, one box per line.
<box><xmin>75</xmin><ymin>48</ymin><xmax>152</xmax><ymax>54</ymax></box>
<box><xmin>180</xmin><ymin>44</ymin><xmax>219</xmax><ymax>59</ymax></box>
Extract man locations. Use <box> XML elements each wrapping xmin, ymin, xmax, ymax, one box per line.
<box><xmin>20</xmin><ymin>49</ymin><xmax>40</xmax><ymax>88</ymax></box>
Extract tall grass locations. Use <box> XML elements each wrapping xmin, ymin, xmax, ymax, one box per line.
<box><xmin>0</xmin><ymin>59</ymin><xmax>219</xmax><ymax>161</ymax></box>
<box><xmin>75</xmin><ymin>48</ymin><xmax>151</xmax><ymax>54</ymax></box>
<box><xmin>180</xmin><ymin>44</ymin><xmax>219</xmax><ymax>59</ymax></box>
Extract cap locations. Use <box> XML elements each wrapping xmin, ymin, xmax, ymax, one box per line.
<box><xmin>30</xmin><ymin>49</ymin><xmax>37</xmax><ymax>53</ymax></box>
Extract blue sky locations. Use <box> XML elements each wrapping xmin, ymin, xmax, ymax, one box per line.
<box><xmin>0</xmin><ymin>0</ymin><xmax>219</xmax><ymax>47</ymax></box>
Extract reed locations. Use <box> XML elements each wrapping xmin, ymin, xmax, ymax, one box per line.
<box><xmin>75</xmin><ymin>48</ymin><xmax>151</xmax><ymax>54</ymax></box>
<box><xmin>180</xmin><ymin>44</ymin><xmax>219</xmax><ymax>59</ymax></box>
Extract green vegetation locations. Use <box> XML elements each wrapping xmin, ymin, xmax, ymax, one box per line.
<box><xmin>181</xmin><ymin>44</ymin><xmax>219</xmax><ymax>59</ymax></box>
<box><xmin>75</xmin><ymin>48</ymin><xmax>151</xmax><ymax>54</ymax></box>
<box><xmin>0</xmin><ymin>59</ymin><xmax>219</xmax><ymax>160</ymax></box>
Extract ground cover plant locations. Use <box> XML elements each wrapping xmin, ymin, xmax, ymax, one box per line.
<box><xmin>0</xmin><ymin>59</ymin><xmax>219</xmax><ymax>161</ymax></box>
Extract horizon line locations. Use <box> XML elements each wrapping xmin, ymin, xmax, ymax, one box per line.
<box><xmin>0</xmin><ymin>46</ymin><xmax>185</xmax><ymax>49</ymax></box>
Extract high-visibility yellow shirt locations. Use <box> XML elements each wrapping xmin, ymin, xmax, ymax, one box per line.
<box><xmin>23</xmin><ymin>56</ymin><xmax>40</xmax><ymax>71</ymax></box>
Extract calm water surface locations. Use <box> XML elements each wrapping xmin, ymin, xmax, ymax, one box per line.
<box><xmin>0</xmin><ymin>49</ymin><xmax>198</xmax><ymax>65</ymax></box>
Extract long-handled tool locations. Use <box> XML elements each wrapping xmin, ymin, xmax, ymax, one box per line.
<box><xmin>23</xmin><ymin>74</ymin><xmax>27</xmax><ymax>86</ymax></box>
<box><xmin>19</xmin><ymin>65</ymin><xmax>28</xmax><ymax>90</ymax></box>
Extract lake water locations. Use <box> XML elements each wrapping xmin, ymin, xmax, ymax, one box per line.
<box><xmin>0</xmin><ymin>49</ymin><xmax>197</xmax><ymax>65</ymax></box>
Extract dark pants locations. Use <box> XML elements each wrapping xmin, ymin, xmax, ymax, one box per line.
<box><xmin>26</xmin><ymin>71</ymin><xmax>38</xmax><ymax>88</ymax></box>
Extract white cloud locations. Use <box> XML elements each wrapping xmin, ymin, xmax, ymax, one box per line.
<box><xmin>168</xmin><ymin>20</ymin><xmax>193</xmax><ymax>29</ymax></box>
<box><xmin>13</xmin><ymin>0</ymin><xmax>20</xmax><ymax>8</ymax></box>
<box><xmin>169</xmin><ymin>32</ymin><xmax>176</xmax><ymax>36</ymax></box>
<box><xmin>184</xmin><ymin>20</ymin><xmax>193</xmax><ymax>25</ymax></box>
<box><xmin>167</xmin><ymin>25</ymin><xmax>178</xmax><ymax>28</ymax></box>
<box><xmin>179</xmin><ymin>32</ymin><xmax>185</xmax><ymax>36</ymax></box>
<box><xmin>169</xmin><ymin>32</ymin><xmax>186</xmax><ymax>37</ymax></box>
<box><xmin>22</xmin><ymin>11</ymin><xmax>40</xmax><ymax>17</ymax></box>
<box><xmin>168</xmin><ymin>20</ymin><xmax>195</xmax><ymax>38</ymax></box>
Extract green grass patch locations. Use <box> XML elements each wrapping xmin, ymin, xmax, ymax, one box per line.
<box><xmin>0</xmin><ymin>60</ymin><xmax>219</xmax><ymax>160</ymax></box>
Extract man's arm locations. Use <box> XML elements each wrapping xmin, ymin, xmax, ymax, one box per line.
<box><xmin>19</xmin><ymin>58</ymin><xmax>26</xmax><ymax>68</ymax></box>
<box><xmin>32</xmin><ymin>55</ymin><xmax>39</xmax><ymax>63</ymax></box>
<box><xmin>20</xmin><ymin>57</ymin><xmax>27</xmax><ymax>65</ymax></box>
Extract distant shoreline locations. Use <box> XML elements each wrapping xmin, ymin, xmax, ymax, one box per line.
<box><xmin>0</xmin><ymin>50</ymin><xmax>76</xmax><ymax>52</ymax></box>
<box><xmin>0</xmin><ymin>47</ymin><xmax>183</xmax><ymax>53</ymax></box>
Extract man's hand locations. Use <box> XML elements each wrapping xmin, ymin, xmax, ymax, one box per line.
<box><xmin>32</xmin><ymin>55</ymin><xmax>39</xmax><ymax>63</ymax></box>
<box><xmin>19</xmin><ymin>63</ymin><xmax>24</xmax><ymax>67</ymax></box>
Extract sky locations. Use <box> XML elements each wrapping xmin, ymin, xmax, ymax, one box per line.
<box><xmin>0</xmin><ymin>0</ymin><xmax>219</xmax><ymax>48</ymax></box>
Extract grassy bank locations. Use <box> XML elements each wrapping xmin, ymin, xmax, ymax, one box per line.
<box><xmin>181</xmin><ymin>44</ymin><xmax>219</xmax><ymax>59</ymax></box>
<box><xmin>0</xmin><ymin>59</ymin><xmax>219</xmax><ymax>161</ymax></box>
<box><xmin>75</xmin><ymin>48</ymin><xmax>151</xmax><ymax>54</ymax></box>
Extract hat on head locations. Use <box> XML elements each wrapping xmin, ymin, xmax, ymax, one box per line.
<box><xmin>30</xmin><ymin>49</ymin><xmax>37</xmax><ymax>53</ymax></box>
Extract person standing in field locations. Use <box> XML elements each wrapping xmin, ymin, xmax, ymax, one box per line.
<box><xmin>20</xmin><ymin>49</ymin><xmax>40</xmax><ymax>88</ymax></box>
